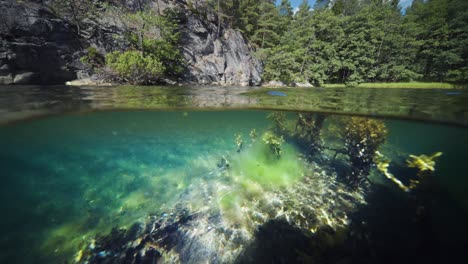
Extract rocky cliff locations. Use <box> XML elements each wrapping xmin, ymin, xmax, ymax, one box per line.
<box><xmin>0</xmin><ymin>0</ymin><xmax>262</xmax><ymax>86</ymax></box>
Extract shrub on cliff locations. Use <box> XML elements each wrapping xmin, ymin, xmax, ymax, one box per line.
<box><xmin>102</xmin><ymin>7</ymin><xmax>183</xmax><ymax>84</ymax></box>
<box><xmin>105</xmin><ymin>51</ymin><xmax>165</xmax><ymax>84</ymax></box>
<box><xmin>80</xmin><ymin>47</ymin><xmax>105</xmax><ymax>69</ymax></box>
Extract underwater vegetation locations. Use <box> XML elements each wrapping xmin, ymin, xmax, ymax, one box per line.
<box><xmin>1</xmin><ymin>110</ymin><xmax>466</xmax><ymax>264</ymax></box>
<box><xmin>261</xmin><ymin>131</ymin><xmax>284</xmax><ymax>158</ymax></box>
<box><xmin>75</xmin><ymin>126</ymin><xmax>367</xmax><ymax>264</ymax></box>
<box><xmin>343</xmin><ymin>117</ymin><xmax>388</xmax><ymax>188</ymax></box>
<box><xmin>267</xmin><ymin>111</ymin><xmax>327</xmax><ymax>159</ymax></box>
<box><xmin>294</xmin><ymin>113</ymin><xmax>326</xmax><ymax>156</ymax></box>
<box><xmin>235</xmin><ymin>133</ymin><xmax>244</xmax><ymax>152</ymax></box>
<box><xmin>267</xmin><ymin>112</ymin><xmax>289</xmax><ymax>135</ymax></box>
<box><xmin>375</xmin><ymin>151</ymin><xmax>443</xmax><ymax>192</ymax></box>
<box><xmin>266</xmin><ymin>113</ymin><xmax>389</xmax><ymax>189</ymax></box>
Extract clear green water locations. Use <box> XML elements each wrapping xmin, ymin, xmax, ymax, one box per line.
<box><xmin>0</xmin><ymin>111</ymin><xmax>272</xmax><ymax>262</ymax></box>
<box><xmin>0</xmin><ymin>110</ymin><xmax>467</xmax><ymax>263</ymax></box>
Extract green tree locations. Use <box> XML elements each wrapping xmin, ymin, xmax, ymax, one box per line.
<box><xmin>278</xmin><ymin>0</ymin><xmax>293</xmax><ymax>32</ymax></box>
<box><xmin>238</xmin><ymin>0</ymin><xmax>261</xmax><ymax>39</ymax></box>
<box><xmin>306</xmin><ymin>10</ymin><xmax>344</xmax><ymax>85</ymax></box>
<box><xmin>251</xmin><ymin>1</ymin><xmax>281</xmax><ymax>49</ymax></box>
<box><xmin>49</xmin><ymin>0</ymin><xmax>96</xmax><ymax>37</ymax></box>
<box><xmin>262</xmin><ymin>0</ymin><xmax>310</xmax><ymax>83</ymax></box>
<box><xmin>406</xmin><ymin>0</ymin><xmax>468</xmax><ymax>82</ymax></box>
<box><xmin>105</xmin><ymin>6</ymin><xmax>183</xmax><ymax>83</ymax></box>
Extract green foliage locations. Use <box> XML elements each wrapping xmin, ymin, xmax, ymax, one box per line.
<box><xmin>405</xmin><ymin>0</ymin><xmax>468</xmax><ymax>83</ymax></box>
<box><xmin>105</xmin><ymin>51</ymin><xmax>165</xmax><ymax>84</ymax></box>
<box><xmin>258</xmin><ymin>0</ymin><xmax>466</xmax><ymax>85</ymax></box>
<box><xmin>80</xmin><ymin>47</ymin><xmax>104</xmax><ymax>68</ymax></box>
<box><xmin>104</xmin><ymin>7</ymin><xmax>183</xmax><ymax>83</ymax></box>
<box><xmin>49</xmin><ymin>0</ymin><xmax>96</xmax><ymax>36</ymax></box>
<box><xmin>323</xmin><ymin>82</ymin><xmax>462</xmax><ymax>89</ymax></box>
<box><xmin>125</xmin><ymin>9</ymin><xmax>183</xmax><ymax>75</ymax></box>
<box><xmin>251</xmin><ymin>2</ymin><xmax>282</xmax><ymax>49</ymax></box>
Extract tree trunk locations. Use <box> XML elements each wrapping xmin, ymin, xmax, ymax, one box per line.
<box><xmin>217</xmin><ymin>0</ymin><xmax>221</xmax><ymax>37</ymax></box>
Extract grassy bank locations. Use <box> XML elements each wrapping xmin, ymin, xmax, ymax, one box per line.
<box><xmin>322</xmin><ymin>82</ymin><xmax>465</xmax><ymax>89</ymax></box>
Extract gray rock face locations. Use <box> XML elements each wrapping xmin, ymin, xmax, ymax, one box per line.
<box><xmin>0</xmin><ymin>0</ymin><xmax>262</xmax><ymax>86</ymax></box>
<box><xmin>181</xmin><ymin>14</ymin><xmax>262</xmax><ymax>86</ymax></box>
<box><xmin>0</xmin><ymin>1</ymin><xmax>81</xmax><ymax>84</ymax></box>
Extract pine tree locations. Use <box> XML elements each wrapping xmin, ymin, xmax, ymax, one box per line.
<box><xmin>251</xmin><ymin>1</ymin><xmax>281</xmax><ymax>49</ymax></box>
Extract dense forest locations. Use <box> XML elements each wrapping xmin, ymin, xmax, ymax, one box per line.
<box><xmin>48</xmin><ymin>0</ymin><xmax>468</xmax><ymax>85</ymax></box>
<box><xmin>205</xmin><ymin>0</ymin><xmax>468</xmax><ymax>85</ymax></box>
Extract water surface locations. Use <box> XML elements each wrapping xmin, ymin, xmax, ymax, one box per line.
<box><xmin>0</xmin><ymin>86</ymin><xmax>467</xmax><ymax>263</ymax></box>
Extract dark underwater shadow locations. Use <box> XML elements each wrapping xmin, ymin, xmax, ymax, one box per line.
<box><xmin>235</xmin><ymin>182</ymin><xmax>468</xmax><ymax>264</ymax></box>
<box><xmin>234</xmin><ymin>219</ymin><xmax>316</xmax><ymax>264</ymax></box>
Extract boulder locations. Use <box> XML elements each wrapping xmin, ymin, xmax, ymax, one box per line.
<box><xmin>0</xmin><ymin>74</ymin><xmax>13</xmax><ymax>85</ymax></box>
<box><xmin>292</xmin><ymin>81</ymin><xmax>314</xmax><ymax>88</ymax></box>
<box><xmin>65</xmin><ymin>78</ymin><xmax>113</xmax><ymax>86</ymax></box>
<box><xmin>13</xmin><ymin>72</ymin><xmax>38</xmax><ymax>84</ymax></box>
<box><xmin>262</xmin><ymin>80</ymin><xmax>287</xmax><ymax>87</ymax></box>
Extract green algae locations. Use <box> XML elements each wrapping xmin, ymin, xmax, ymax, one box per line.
<box><xmin>230</xmin><ymin>140</ymin><xmax>305</xmax><ymax>189</ymax></box>
<box><xmin>0</xmin><ymin>110</ymin><xmax>467</xmax><ymax>263</ymax></box>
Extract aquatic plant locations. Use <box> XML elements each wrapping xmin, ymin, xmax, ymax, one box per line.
<box><xmin>267</xmin><ymin>112</ymin><xmax>289</xmax><ymax>134</ymax></box>
<box><xmin>262</xmin><ymin>131</ymin><xmax>285</xmax><ymax>158</ymax></box>
<box><xmin>344</xmin><ymin>117</ymin><xmax>388</xmax><ymax>188</ymax></box>
<box><xmin>375</xmin><ymin>151</ymin><xmax>443</xmax><ymax>191</ymax></box>
<box><xmin>375</xmin><ymin>151</ymin><xmax>410</xmax><ymax>192</ymax></box>
<box><xmin>407</xmin><ymin>152</ymin><xmax>443</xmax><ymax>189</ymax></box>
<box><xmin>295</xmin><ymin>113</ymin><xmax>326</xmax><ymax>156</ymax></box>
<box><xmin>249</xmin><ymin>129</ymin><xmax>258</xmax><ymax>143</ymax></box>
<box><xmin>407</xmin><ymin>152</ymin><xmax>443</xmax><ymax>172</ymax></box>
<box><xmin>235</xmin><ymin>133</ymin><xmax>244</xmax><ymax>152</ymax></box>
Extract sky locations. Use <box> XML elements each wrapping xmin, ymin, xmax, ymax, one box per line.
<box><xmin>276</xmin><ymin>0</ymin><xmax>414</xmax><ymax>12</ymax></box>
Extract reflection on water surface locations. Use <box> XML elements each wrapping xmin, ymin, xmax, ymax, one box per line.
<box><xmin>0</xmin><ymin>85</ymin><xmax>467</xmax><ymax>126</ymax></box>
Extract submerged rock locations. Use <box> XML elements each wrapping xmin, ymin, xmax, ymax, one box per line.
<box><xmin>78</xmin><ymin>161</ymin><xmax>365</xmax><ymax>264</ymax></box>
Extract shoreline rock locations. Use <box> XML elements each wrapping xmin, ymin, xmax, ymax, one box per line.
<box><xmin>292</xmin><ymin>81</ymin><xmax>314</xmax><ymax>88</ymax></box>
<box><xmin>0</xmin><ymin>0</ymin><xmax>263</xmax><ymax>86</ymax></box>
<box><xmin>261</xmin><ymin>80</ymin><xmax>287</xmax><ymax>87</ymax></box>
